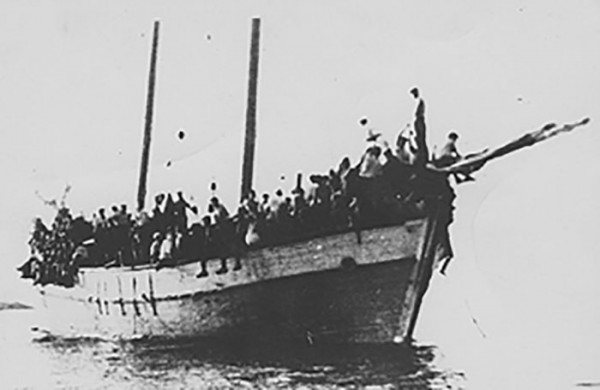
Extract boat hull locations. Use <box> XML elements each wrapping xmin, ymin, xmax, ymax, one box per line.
<box><xmin>36</xmin><ymin>217</ymin><xmax>441</xmax><ymax>344</ymax></box>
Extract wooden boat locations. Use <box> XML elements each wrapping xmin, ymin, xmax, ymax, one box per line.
<box><xmin>38</xmin><ymin>214</ymin><xmax>446</xmax><ymax>343</ymax></box>
<box><xmin>29</xmin><ymin>19</ymin><xmax>589</xmax><ymax>344</ymax></box>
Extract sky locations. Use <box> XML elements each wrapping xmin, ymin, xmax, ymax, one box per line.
<box><xmin>0</xmin><ymin>1</ymin><xmax>599</xmax><ymax>388</ymax></box>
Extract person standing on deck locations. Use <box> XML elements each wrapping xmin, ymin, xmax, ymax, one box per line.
<box><xmin>163</xmin><ymin>193</ymin><xmax>177</xmax><ymax>233</ymax></box>
<box><xmin>94</xmin><ymin>208</ymin><xmax>110</xmax><ymax>264</ymax></box>
<box><xmin>381</xmin><ymin>139</ymin><xmax>414</xmax><ymax>199</ymax></box>
<box><xmin>133</xmin><ymin>209</ymin><xmax>152</xmax><ymax>264</ymax></box>
<box><xmin>149</xmin><ymin>232</ymin><xmax>162</xmax><ymax>264</ymax></box>
<box><xmin>268</xmin><ymin>189</ymin><xmax>284</xmax><ymax>219</ymax></box>
<box><xmin>359</xmin><ymin>145</ymin><xmax>384</xmax><ymax>178</ymax></box>
<box><xmin>208</xmin><ymin>196</ymin><xmax>230</xmax><ymax>224</ymax></box>
<box><xmin>291</xmin><ymin>186</ymin><xmax>307</xmax><ymax>234</ymax></box>
<box><xmin>196</xmin><ymin>215</ymin><xmax>214</xmax><ymax>277</ymax></box>
<box><xmin>151</xmin><ymin>193</ymin><xmax>166</xmax><ymax>235</ymax></box>
<box><xmin>173</xmin><ymin>191</ymin><xmax>197</xmax><ymax>235</ymax></box>
<box><xmin>28</xmin><ymin>217</ymin><xmax>49</xmax><ymax>255</ymax></box>
<box><xmin>259</xmin><ymin>193</ymin><xmax>270</xmax><ymax>218</ymax></box>
<box><xmin>242</xmin><ymin>190</ymin><xmax>259</xmax><ymax>217</ymax></box>
<box><xmin>395</xmin><ymin>123</ymin><xmax>418</xmax><ymax>165</ymax></box>
<box><xmin>118</xmin><ymin>204</ymin><xmax>134</xmax><ymax>264</ymax></box>
<box><xmin>410</xmin><ymin>87</ymin><xmax>429</xmax><ymax>166</ymax></box>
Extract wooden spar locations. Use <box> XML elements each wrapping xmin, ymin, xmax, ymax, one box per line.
<box><xmin>430</xmin><ymin>117</ymin><xmax>590</xmax><ymax>176</ymax></box>
<box><xmin>136</xmin><ymin>21</ymin><xmax>160</xmax><ymax>212</ymax></box>
<box><xmin>240</xmin><ymin>18</ymin><xmax>261</xmax><ymax>201</ymax></box>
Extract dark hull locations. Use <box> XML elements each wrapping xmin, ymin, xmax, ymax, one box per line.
<box><xmin>164</xmin><ymin>257</ymin><xmax>416</xmax><ymax>344</ymax></box>
<box><xmin>37</xmin><ymin>219</ymin><xmax>441</xmax><ymax>344</ymax></box>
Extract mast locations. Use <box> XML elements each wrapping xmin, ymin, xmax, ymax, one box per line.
<box><xmin>136</xmin><ymin>20</ymin><xmax>160</xmax><ymax>212</ymax></box>
<box><xmin>240</xmin><ymin>18</ymin><xmax>261</xmax><ymax>201</ymax></box>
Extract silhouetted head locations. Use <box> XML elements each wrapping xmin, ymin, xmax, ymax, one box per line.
<box><xmin>309</xmin><ymin>174</ymin><xmax>328</xmax><ymax>185</ymax></box>
<box><xmin>410</xmin><ymin>87</ymin><xmax>420</xmax><ymax>99</ymax></box>
<box><xmin>367</xmin><ymin>145</ymin><xmax>382</xmax><ymax>157</ymax></box>
<box><xmin>339</xmin><ymin>157</ymin><xmax>351</xmax><ymax>171</ymax></box>
<box><xmin>275</xmin><ymin>189</ymin><xmax>283</xmax><ymax>197</ymax></box>
<box><xmin>291</xmin><ymin>187</ymin><xmax>304</xmax><ymax>196</ymax></box>
<box><xmin>448</xmin><ymin>131</ymin><xmax>459</xmax><ymax>141</ymax></box>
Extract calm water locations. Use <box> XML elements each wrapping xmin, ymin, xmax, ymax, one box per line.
<box><xmin>0</xmin><ymin>309</ymin><xmax>464</xmax><ymax>390</ymax></box>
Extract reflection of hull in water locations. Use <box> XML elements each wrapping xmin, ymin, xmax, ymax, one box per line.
<box><xmin>37</xmin><ymin>214</ymin><xmax>443</xmax><ymax>344</ymax></box>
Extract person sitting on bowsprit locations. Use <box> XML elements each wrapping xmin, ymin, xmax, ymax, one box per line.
<box><xmin>433</xmin><ymin>131</ymin><xmax>475</xmax><ymax>184</ymax></box>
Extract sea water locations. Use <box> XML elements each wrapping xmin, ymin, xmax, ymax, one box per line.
<box><xmin>0</xmin><ymin>309</ymin><xmax>464</xmax><ymax>389</ymax></box>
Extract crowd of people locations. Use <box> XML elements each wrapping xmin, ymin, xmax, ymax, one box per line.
<box><xmin>19</xmin><ymin>88</ymin><xmax>463</xmax><ymax>287</ymax></box>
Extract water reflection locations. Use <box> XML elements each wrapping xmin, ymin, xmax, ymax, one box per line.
<box><xmin>32</xmin><ymin>336</ymin><xmax>465</xmax><ymax>389</ymax></box>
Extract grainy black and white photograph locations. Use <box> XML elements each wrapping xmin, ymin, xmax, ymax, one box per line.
<box><xmin>0</xmin><ymin>1</ymin><xmax>598</xmax><ymax>389</ymax></box>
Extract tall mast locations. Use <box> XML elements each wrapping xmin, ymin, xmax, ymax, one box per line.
<box><xmin>240</xmin><ymin>18</ymin><xmax>261</xmax><ymax>201</ymax></box>
<box><xmin>136</xmin><ymin>20</ymin><xmax>160</xmax><ymax>212</ymax></box>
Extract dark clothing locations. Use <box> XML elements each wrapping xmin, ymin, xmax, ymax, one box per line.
<box><xmin>68</xmin><ymin>217</ymin><xmax>93</xmax><ymax>246</ymax></box>
<box><xmin>173</xmin><ymin>198</ymin><xmax>192</xmax><ymax>234</ymax></box>
<box><xmin>434</xmin><ymin>141</ymin><xmax>460</xmax><ymax>168</ymax></box>
<box><xmin>413</xmin><ymin>99</ymin><xmax>429</xmax><ymax>166</ymax></box>
<box><xmin>382</xmin><ymin>149</ymin><xmax>414</xmax><ymax>198</ymax></box>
